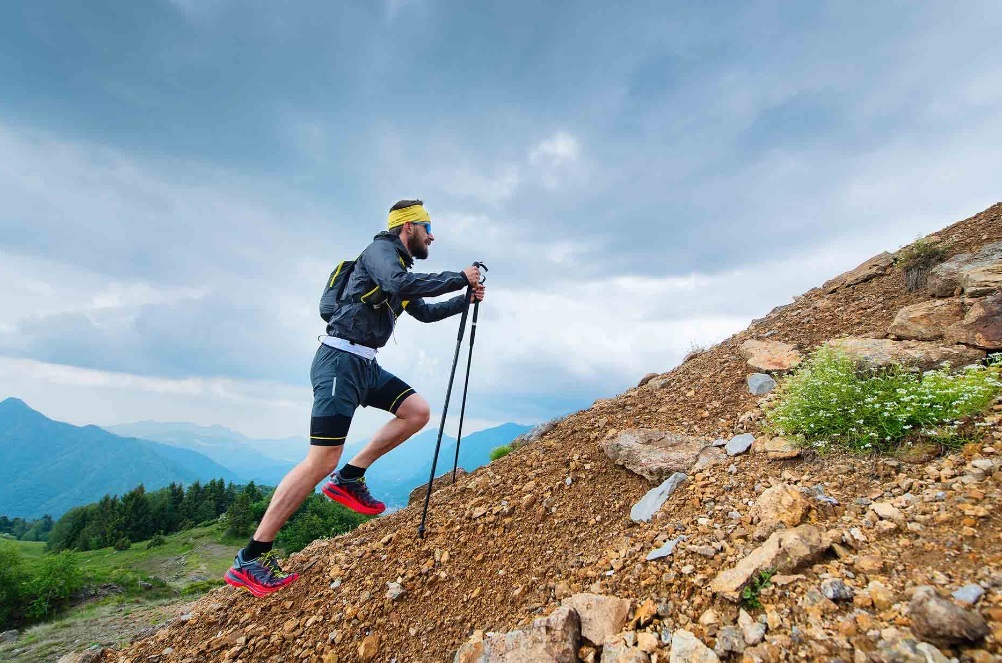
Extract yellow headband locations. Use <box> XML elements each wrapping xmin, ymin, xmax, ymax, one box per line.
<box><xmin>388</xmin><ymin>204</ymin><xmax>431</xmax><ymax>229</ymax></box>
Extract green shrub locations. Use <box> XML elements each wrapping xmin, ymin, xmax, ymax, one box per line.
<box><xmin>146</xmin><ymin>534</ymin><xmax>166</xmax><ymax>549</ymax></box>
<box><xmin>275</xmin><ymin>494</ymin><xmax>369</xmax><ymax>554</ymax></box>
<box><xmin>23</xmin><ymin>552</ymin><xmax>84</xmax><ymax>620</ymax></box>
<box><xmin>896</xmin><ymin>237</ymin><xmax>949</xmax><ymax>291</ymax></box>
<box><xmin>113</xmin><ymin>536</ymin><xmax>132</xmax><ymax>551</ymax></box>
<box><xmin>765</xmin><ymin>348</ymin><xmax>1001</xmax><ymax>453</ymax></box>
<box><xmin>0</xmin><ymin>542</ymin><xmax>24</xmax><ymax>626</ymax></box>
<box><xmin>489</xmin><ymin>445</ymin><xmax>512</xmax><ymax>461</ymax></box>
<box><xmin>181</xmin><ymin>578</ymin><xmax>225</xmax><ymax>596</ymax></box>
<box><xmin>741</xmin><ymin>569</ymin><xmax>775</xmax><ymax>610</ymax></box>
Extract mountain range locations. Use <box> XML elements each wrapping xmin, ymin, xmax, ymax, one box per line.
<box><xmin>0</xmin><ymin>397</ymin><xmax>532</xmax><ymax>517</ymax></box>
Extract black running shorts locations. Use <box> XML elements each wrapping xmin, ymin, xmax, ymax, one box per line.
<box><xmin>309</xmin><ymin>344</ymin><xmax>416</xmax><ymax>446</ymax></box>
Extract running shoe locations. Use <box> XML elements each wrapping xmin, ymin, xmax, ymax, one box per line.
<box><xmin>224</xmin><ymin>549</ymin><xmax>299</xmax><ymax>597</ymax></box>
<box><xmin>322</xmin><ymin>473</ymin><xmax>386</xmax><ymax>516</ymax></box>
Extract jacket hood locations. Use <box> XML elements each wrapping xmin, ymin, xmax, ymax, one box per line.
<box><xmin>373</xmin><ymin>231</ymin><xmax>414</xmax><ymax>268</ymax></box>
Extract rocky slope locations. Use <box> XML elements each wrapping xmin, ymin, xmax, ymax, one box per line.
<box><xmin>104</xmin><ymin>203</ymin><xmax>1002</xmax><ymax>663</ymax></box>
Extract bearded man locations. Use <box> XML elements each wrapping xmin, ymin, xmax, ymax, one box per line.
<box><xmin>224</xmin><ymin>199</ymin><xmax>485</xmax><ymax>596</ymax></box>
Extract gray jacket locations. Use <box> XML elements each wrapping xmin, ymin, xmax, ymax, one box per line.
<box><xmin>325</xmin><ymin>231</ymin><xmax>469</xmax><ymax>348</ymax></box>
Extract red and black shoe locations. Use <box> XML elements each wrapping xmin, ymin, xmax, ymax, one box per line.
<box><xmin>322</xmin><ymin>473</ymin><xmax>386</xmax><ymax>516</ymax></box>
<box><xmin>224</xmin><ymin>549</ymin><xmax>299</xmax><ymax>597</ymax></box>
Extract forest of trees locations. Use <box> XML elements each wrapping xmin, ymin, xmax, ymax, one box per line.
<box><xmin>47</xmin><ymin>479</ymin><xmax>265</xmax><ymax>552</ymax></box>
<box><xmin>0</xmin><ymin>515</ymin><xmax>53</xmax><ymax>541</ymax></box>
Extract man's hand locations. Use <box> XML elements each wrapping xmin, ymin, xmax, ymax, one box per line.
<box><xmin>462</xmin><ymin>265</ymin><xmax>481</xmax><ymax>286</ymax></box>
<box><xmin>469</xmin><ymin>284</ymin><xmax>486</xmax><ymax>302</ymax></box>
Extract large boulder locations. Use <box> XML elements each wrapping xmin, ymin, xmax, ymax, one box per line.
<box><xmin>409</xmin><ymin>468</ymin><xmax>469</xmax><ymax>505</ymax></box>
<box><xmin>927</xmin><ymin>240</ymin><xmax>1002</xmax><ymax>297</ymax></box>
<box><xmin>822</xmin><ymin>251</ymin><xmax>894</xmax><ymax>293</ymax></box>
<box><xmin>944</xmin><ymin>293</ymin><xmax>1002</xmax><ymax>350</ymax></box>
<box><xmin>601</xmin><ymin>430</ymin><xmax>711</xmax><ymax>483</ymax></box>
<box><xmin>455</xmin><ymin>606</ymin><xmax>581</xmax><ymax>663</ymax></box>
<box><xmin>738</xmin><ymin>340</ymin><xmax>803</xmax><ymax>372</ymax></box>
<box><xmin>709</xmin><ymin>525</ymin><xmax>832</xmax><ymax>601</ymax></box>
<box><xmin>561</xmin><ymin>594</ymin><xmax>631</xmax><ymax>647</ymax></box>
<box><xmin>825</xmin><ymin>337</ymin><xmax>986</xmax><ymax>372</ymax></box>
<box><xmin>888</xmin><ymin>299</ymin><xmax>965</xmax><ymax>341</ymax></box>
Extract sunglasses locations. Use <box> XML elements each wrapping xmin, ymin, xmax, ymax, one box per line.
<box><xmin>413</xmin><ymin>221</ymin><xmax>433</xmax><ymax>235</ymax></box>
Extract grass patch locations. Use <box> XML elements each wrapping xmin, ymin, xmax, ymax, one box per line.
<box><xmin>741</xmin><ymin>569</ymin><xmax>775</xmax><ymax>610</ymax></box>
<box><xmin>764</xmin><ymin>347</ymin><xmax>1001</xmax><ymax>453</ymax></box>
<box><xmin>489</xmin><ymin>445</ymin><xmax>512</xmax><ymax>461</ymax></box>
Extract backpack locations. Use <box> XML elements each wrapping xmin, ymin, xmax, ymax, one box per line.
<box><xmin>319</xmin><ymin>257</ymin><xmax>358</xmax><ymax>323</ymax></box>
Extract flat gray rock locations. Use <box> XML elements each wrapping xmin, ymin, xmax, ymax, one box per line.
<box><xmin>951</xmin><ymin>584</ymin><xmax>985</xmax><ymax>605</ymax></box>
<box><xmin>646</xmin><ymin>536</ymin><xmax>686</xmax><ymax>561</ymax></box>
<box><xmin>746</xmin><ymin>373</ymin><xmax>777</xmax><ymax>396</ymax></box>
<box><xmin>725</xmin><ymin>434</ymin><xmax>755</xmax><ymax>456</ymax></box>
<box><xmin>630</xmin><ymin>472</ymin><xmax>687</xmax><ymax>522</ymax></box>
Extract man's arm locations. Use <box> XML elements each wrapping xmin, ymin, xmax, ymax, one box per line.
<box><xmin>404</xmin><ymin>295</ymin><xmax>468</xmax><ymax>323</ymax></box>
<box><xmin>361</xmin><ymin>241</ymin><xmax>468</xmax><ymax>298</ymax></box>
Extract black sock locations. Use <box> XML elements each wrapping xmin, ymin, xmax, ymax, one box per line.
<box><xmin>338</xmin><ymin>463</ymin><xmax>366</xmax><ymax>481</ymax></box>
<box><xmin>243</xmin><ymin>537</ymin><xmax>273</xmax><ymax>561</ymax></box>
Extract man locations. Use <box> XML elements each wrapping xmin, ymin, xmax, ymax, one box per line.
<box><xmin>224</xmin><ymin>199</ymin><xmax>485</xmax><ymax>597</ymax></box>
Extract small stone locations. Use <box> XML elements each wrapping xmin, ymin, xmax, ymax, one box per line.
<box><xmin>820</xmin><ymin>578</ymin><xmax>854</xmax><ymax>602</ymax></box>
<box><xmin>562</xmin><ymin>593</ymin><xmax>630</xmax><ymax>646</ymax></box>
<box><xmin>0</xmin><ymin>630</ymin><xmax>19</xmax><ymax>643</ymax></box>
<box><xmin>725</xmin><ymin>434</ymin><xmax>755</xmax><ymax>456</ymax></box>
<box><xmin>868</xmin><ymin>581</ymin><xmax>896</xmax><ymax>611</ymax></box>
<box><xmin>714</xmin><ymin>626</ymin><xmax>745</xmax><ymax>657</ymax></box>
<box><xmin>670</xmin><ymin>629</ymin><xmax>719</xmax><ymax>663</ymax></box>
<box><xmin>951</xmin><ymin>584</ymin><xmax>984</xmax><ymax>605</ymax></box>
<box><xmin>870</xmin><ymin>502</ymin><xmax>905</xmax><ymax>523</ymax></box>
<box><xmin>358</xmin><ymin>634</ymin><xmax>380</xmax><ymax>661</ymax></box>
<box><xmin>630</xmin><ymin>472</ymin><xmax>688</xmax><ymax>522</ymax></box>
<box><xmin>386</xmin><ymin>582</ymin><xmax>405</xmax><ymax>601</ymax></box>
<box><xmin>647</xmin><ymin>536</ymin><xmax>686</xmax><ymax>561</ymax></box>
<box><xmin>746</xmin><ymin>373</ymin><xmax>777</xmax><ymax>396</ymax></box>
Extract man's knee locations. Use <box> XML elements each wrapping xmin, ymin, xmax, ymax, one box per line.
<box><xmin>398</xmin><ymin>394</ymin><xmax>430</xmax><ymax>428</ymax></box>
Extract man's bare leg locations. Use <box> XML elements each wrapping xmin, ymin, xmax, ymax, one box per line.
<box><xmin>253</xmin><ymin>444</ymin><xmax>344</xmax><ymax>542</ymax></box>
<box><xmin>347</xmin><ymin>394</ymin><xmax>430</xmax><ymax>468</ymax></box>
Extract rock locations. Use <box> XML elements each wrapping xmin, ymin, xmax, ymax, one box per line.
<box><xmin>750</xmin><ymin>483</ymin><xmax>810</xmax><ymax>540</ymax></box>
<box><xmin>646</xmin><ymin>536</ymin><xmax>686</xmax><ymax>561</ymax></box>
<box><xmin>738</xmin><ymin>340</ymin><xmax>803</xmax><ymax>372</ymax></box>
<box><xmin>751</xmin><ymin>436</ymin><xmax>801</xmax><ymax>460</ymax></box>
<box><xmin>669</xmin><ymin>629</ymin><xmax>720</xmax><ymax>663</ymax></box>
<box><xmin>455</xmin><ymin>605</ymin><xmax>581</xmax><ymax>663</ymax></box>
<box><xmin>599</xmin><ymin>640</ymin><xmax>650</xmax><ymax>663</ymax></box>
<box><xmin>561</xmin><ymin>594</ymin><xmax>631</xmax><ymax>646</ymax></box>
<box><xmin>358</xmin><ymin>634</ymin><xmax>381</xmax><ymax>661</ymax></box>
<box><xmin>825</xmin><ymin>337</ymin><xmax>985</xmax><ymax>372</ymax></box>
<box><xmin>909</xmin><ymin>585</ymin><xmax>989</xmax><ymax>646</ymax></box>
<box><xmin>630</xmin><ymin>472</ymin><xmax>687</xmax><ymax>522</ymax></box>
<box><xmin>709</xmin><ymin>525</ymin><xmax>832</xmax><ymax>601</ymax></box>
<box><xmin>873</xmin><ymin>632</ymin><xmax>950</xmax><ymax>663</ymax></box>
<box><xmin>738</xmin><ymin>610</ymin><xmax>766</xmax><ymax>645</ymax></box>
<box><xmin>823</xmin><ymin>251</ymin><xmax>893</xmax><ymax>293</ymax></box>
<box><xmin>714</xmin><ymin>626</ymin><xmax>746</xmax><ymax>657</ymax></box>
<box><xmin>746</xmin><ymin>373</ymin><xmax>777</xmax><ymax>396</ymax></box>
<box><xmin>386</xmin><ymin>582</ymin><xmax>405</xmax><ymax>601</ymax></box>
<box><xmin>633</xmin><ymin>599</ymin><xmax>658</xmax><ymax>628</ymax></box>
<box><xmin>944</xmin><ymin>293</ymin><xmax>1002</xmax><ymax>350</ymax></box>
<box><xmin>870</xmin><ymin>502</ymin><xmax>905</xmax><ymax>524</ymax></box>
<box><xmin>951</xmin><ymin>584</ymin><xmax>984</xmax><ymax>605</ymax></box>
<box><xmin>868</xmin><ymin>581</ymin><xmax>896</xmax><ymax>610</ymax></box>
<box><xmin>888</xmin><ymin>299</ymin><xmax>966</xmax><ymax>341</ymax></box>
<box><xmin>725</xmin><ymin>434</ymin><xmax>755</xmax><ymax>456</ymax></box>
<box><xmin>927</xmin><ymin>240</ymin><xmax>1002</xmax><ymax>297</ymax></box>
<box><xmin>636</xmin><ymin>632</ymin><xmax>659</xmax><ymax>654</ymax></box>
<box><xmin>638</xmin><ymin>373</ymin><xmax>659</xmax><ymax>388</ymax></box>
<box><xmin>0</xmin><ymin>630</ymin><xmax>18</xmax><ymax>643</ymax></box>
<box><xmin>601</xmin><ymin>430</ymin><xmax>712</xmax><ymax>483</ymax></box>
<box><xmin>409</xmin><ymin>468</ymin><xmax>469</xmax><ymax>505</ymax></box>
<box><xmin>857</xmin><ymin>555</ymin><xmax>885</xmax><ymax>573</ymax></box>
<box><xmin>820</xmin><ymin>578</ymin><xmax>854</xmax><ymax>602</ymax></box>
<box><xmin>509</xmin><ymin>416</ymin><xmax>566</xmax><ymax>449</ymax></box>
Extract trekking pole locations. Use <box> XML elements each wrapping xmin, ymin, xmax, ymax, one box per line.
<box><xmin>418</xmin><ymin>275</ymin><xmax>476</xmax><ymax>539</ymax></box>
<box><xmin>452</xmin><ymin>263</ymin><xmax>488</xmax><ymax>484</ymax></box>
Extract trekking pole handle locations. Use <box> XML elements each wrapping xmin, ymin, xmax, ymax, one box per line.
<box><xmin>473</xmin><ymin>261</ymin><xmax>488</xmax><ymax>284</ymax></box>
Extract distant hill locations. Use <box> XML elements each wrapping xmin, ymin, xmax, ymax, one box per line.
<box><xmin>105</xmin><ymin>421</ymin><xmax>297</xmax><ymax>486</ymax></box>
<box><xmin>0</xmin><ymin>399</ymin><xmax>239</xmax><ymax>518</ymax></box>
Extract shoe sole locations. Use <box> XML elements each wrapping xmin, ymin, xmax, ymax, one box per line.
<box><xmin>224</xmin><ymin>568</ymin><xmax>298</xmax><ymax>598</ymax></box>
<box><xmin>322</xmin><ymin>483</ymin><xmax>386</xmax><ymax>516</ymax></box>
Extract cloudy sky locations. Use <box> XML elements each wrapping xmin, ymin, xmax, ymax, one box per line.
<box><xmin>1</xmin><ymin>1</ymin><xmax>1000</xmax><ymax>441</ymax></box>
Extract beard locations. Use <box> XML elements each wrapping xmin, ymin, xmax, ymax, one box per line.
<box><xmin>407</xmin><ymin>234</ymin><xmax>430</xmax><ymax>260</ymax></box>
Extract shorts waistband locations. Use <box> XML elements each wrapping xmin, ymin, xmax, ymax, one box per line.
<box><xmin>321</xmin><ymin>336</ymin><xmax>378</xmax><ymax>360</ymax></box>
